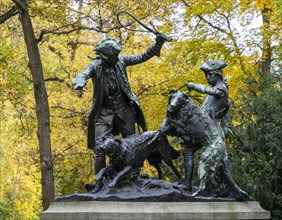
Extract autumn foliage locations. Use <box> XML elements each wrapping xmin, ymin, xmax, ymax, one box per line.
<box><xmin>0</xmin><ymin>0</ymin><xmax>281</xmax><ymax>219</ymax></box>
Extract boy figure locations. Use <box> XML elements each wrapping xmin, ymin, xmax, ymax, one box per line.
<box><xmin>186</xmin><ymin>60</ymin><xmax>230</xmax><ymax>135</ymax></box>
<box><xmin>180</xmin><ymin>60</ymin><xmax>230</xmax><ymax>191</ymax></box>
<box><xmin>72</xmin><ymin>35</ymin><xmax>165</xmax><ymax>177</ymax></box>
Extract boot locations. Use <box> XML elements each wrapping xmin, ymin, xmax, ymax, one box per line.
<box><xmin>181</xmin><ymin>146</ymin><xmax>195</xmax><ymax>191</ymax></box>
<box><xmin>94</xmin><ymin>151</ymin><xmax>106</xmax><ymax>175</ymax></box>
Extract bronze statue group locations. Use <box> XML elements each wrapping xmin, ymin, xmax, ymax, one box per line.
<box><xmin>72</xmin><ymin>35</ymin><xmax>249</xmax><ymax>201</ymax></box>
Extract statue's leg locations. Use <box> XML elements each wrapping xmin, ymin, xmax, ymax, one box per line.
<box><xmin>94</xmin><ymin>113</ymin><xmax>114</xmax><ymax>175</ymax></box>
<box><xmin>109</xmin><ymin>166</ymin><xmax>132</xmax><ymax>188</ymax></box>
<box><xmin>181</xmin><ymin>145</ymin><xmax>196</xmax><ymax>191</ymax></box>
<box><xmin>158</xmin><ymin>147</ymin><xmax>182</xmax><ymax>181</ymax></box>
<box><xmin>147</xmin><ymin>152</ymin><xmax>163</xmax><ymax>179</ymax></box>
<box><xmin>192</xmin><ymin>160</ymin><xmax>209</xmax><ymax>197</ymax></box>
<box><xmin>166</xmin><ymin>159</ymin><xmax>182</xmax><ymax>181</ymax></box>
<box><xmin>197</xmin><ymin>161</ymin><xmax>209</xmax><ymax>190</ymax></box>
<box><xmin>94</xmin><ymin>146</ymin><xmax>106</xmax><ymax>175</ymax></box>
<box><xmin>114</xmin><ymin>104</ymin><xmax>135</xmax><ymax>138</ymax></box>
<box><xmin>94</xmin><ymin>106</ymin><xmax>121</xmax><ymax>174</ymax></box>
<box><xmin>90</xmin><ymin>166</ymin><xmax>108</xmax><ymax>193</ymax></box>
<box><xmin>192</xmin><ymin>141</ymin><xmax>220</xmax><ymax>197</ymax></box>
<box><xmin>156</xmin><ymin>164</ymin><xmax>162</xmax><ymax>180</ymax></box>
<box><xmin>88</xmin><ymin>144</ymin><xmax>106</xmax><ymax>193</ymax></box>
<box><xmin>194</xmin><ymin>139</ymin><xmax>225</xmax><ymax>197</ymax></box>
<box><xmin>86</xmin><ymin>117</ymin><xmax>111</xmax><ymax>193</ymax></box>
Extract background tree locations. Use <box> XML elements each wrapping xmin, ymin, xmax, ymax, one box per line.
<box><xmin>1</xmin><ymin>0</ymin><xmax>55</xmax><ymax>211</ymax></box>
<box><xmin>229</xmin><ymin>73</ymin><xmax>282</xmax><ymax>219</ymax></box>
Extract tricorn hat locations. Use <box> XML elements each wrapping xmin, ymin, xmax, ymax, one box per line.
<box><xmin>94</xmin><ymin>38</ymin><xmax>122</xmax><ymax>56</ymax></box>
<box><xmin>200</xmin><ymin>60</ymin><xmax>228</xmax><ymax>74</ymax></box>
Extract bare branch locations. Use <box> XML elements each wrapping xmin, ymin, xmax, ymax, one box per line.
<box><xmin>37</xmin><ymin>24</ymin><xmax>124</xmax><ymax>43</ymax></box>
<box><xmin>68</xmin><ymin>41</ymin><xmax>95</xmax><ymax>47</ymax></box>
<box><xmin>12</xmin><ymin>0</ymin><xmax>27</xmax><ymax>13</ymax></box>
<box><xmin>44</xmin><ymin>77</ymin><xmax>65</xmax><ymax>82</ymax></box>
<box><xmin>217</xmin><ymin>11</ymin><xmax>232</xmax><ymax>33</ymax></box>
<box><xmin>198</xmin><ymin>16</ymin><xmax>229</xmax><ymax>35</ymax></box>
<box><xmin>137</xmin><ymin>79</ymin><xmax>170</xmax><ymax>97</ymax></box>
<box><xmin>37</xmin><ymin>7</ymin><xmax>142</xmax><ymax>43</ymax></box>
<box><xmin>181</xmin><ymin>0</ymin><xmax>229</xmax><ymax>36</ymax></box>
<box><xmin>50</xmin><ymin>105</ymin><xmax>86</xmax><ymax>116</ymax></box>
<box><xmin>180</xmin><ymin>0</ymin><xmax>192</xmax><ymax>9</ymax></box>
<box><xmin>0</xmin><ymin>5</ymin><xmax>18</xmax><ymax>24</ymax></box>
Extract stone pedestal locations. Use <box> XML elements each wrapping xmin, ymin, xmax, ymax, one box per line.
<box><xmin>40</xmin><ymin>201</ymin><xmax>270</xmax><ymax>220</ymax></box>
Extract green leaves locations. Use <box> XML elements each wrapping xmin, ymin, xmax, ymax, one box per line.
<box><xmin>230</xmin><ymin>74</ymin><xmax>282</xmax><ymax>219</ymax></box>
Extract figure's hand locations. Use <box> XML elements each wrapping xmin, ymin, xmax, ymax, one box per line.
<box><xmin>186</xmin><ymin>82</ymin><xmax>196</xmax><ymax>91</ymax></box>
<box><xmin>155</xmin><ymin>33</ymin><xmax>167</xmax><ymax>45</ymax></box>
<box><xmin>186</xmin><ymin>83</ymin><xmax>207</xmax><ymax>94</ymax></box>
<box><xmin>223</xmin><ymin>126</ymin><xmax>233</xmax><ymax>137</ymax></box>
<box><xmin>94</xmin><ymin>175</ymin><xmax>101</xmax><ymax>182</ymax></box>
<box><xmin>72</xmin><ymin>78</ymin><xmax>86</xmax><ymax>91</ymax></box>
<box><xmin>73</xmin><ymin>84</ymin><xmax>85</xmax><ymax>91</ymax></box>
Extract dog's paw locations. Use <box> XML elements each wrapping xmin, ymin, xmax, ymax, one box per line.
<box><xmin>94</xmin><ymin>176</ymin><xmax>101</xmax><ymax>182</ymax></box>
<box><xmin>192</xmin><ymin>189</ymin><xmax>201</xmax><ymax>197</ymax></box>
<box><xmin>179</xmin><ymin>182</ymin><xmax>192</xmax><ymax>191</ymax></box>
<box><xmin>108</xmin><ymin>182</ymin><xmax>116</xmax><ymax>188</ymax></box>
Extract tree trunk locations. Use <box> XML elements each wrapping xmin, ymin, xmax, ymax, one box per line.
<box><xmin>14</xmin><ymin>0</ymin><xmax>55</xmax><ymax>210</ymax></box>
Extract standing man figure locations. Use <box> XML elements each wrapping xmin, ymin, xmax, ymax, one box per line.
<box><xmin>72</xmin><ymin>35</ymin><xmax>165</xmax><ymax>178</ymax></box>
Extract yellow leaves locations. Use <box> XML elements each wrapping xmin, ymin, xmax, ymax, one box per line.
<box><xmin>0</xmin><ymin>25</ymin><xmax>9</xmax><ymax>38</ymax></box>
<box><xmin>0</xmin><ymin>112</ymin><xmax>41</xmax><ymax>219</ymax></box>
<box><xmin>141</xmin><ymin>160</ymin><xmax>158</xmax><ymax>177</ymax></box>
<box><xmin>0</xmin><ymin>0</ymin><xmax>280</xmax><ymax>218</ymax></box>
<box><xmin>0</xmin><ymin>0</ymin><xmax>15</xmax><ymax>15</ymax></box>
<box><xmin>183</xmin><ymin>0</ymin><xmax>234</xmax><ymax>17</ymax></box>
<box><xmin>252</xmin><ymin>0</ymin><xmax>273</xmax><ymax>10</ymax></box>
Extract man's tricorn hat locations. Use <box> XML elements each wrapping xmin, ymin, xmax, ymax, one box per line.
<box><xmin>200</xmin><ymin>60</ymin><xmax>228</xmax><ymax>75</ymax></box>
<box><xmin>94</xmin><ymin>38</ymin><xmax>122</xmax><ymax>56</ymax></box>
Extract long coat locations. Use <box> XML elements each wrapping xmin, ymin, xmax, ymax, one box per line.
<box><xmin>73</xmin><ymin>43</ymin><xmax>162</xmax><ymax>149</ymax></box>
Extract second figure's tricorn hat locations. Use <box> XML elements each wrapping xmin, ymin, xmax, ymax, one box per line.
<box><xmin>200</xmin><ymin>60</ymin><xmax>228</xmax><ymax>75</ymax></box>
<box><xmin>94</xmin><ymin>38</ymin><xmax>122</xmax><ymax>56</ymax></box>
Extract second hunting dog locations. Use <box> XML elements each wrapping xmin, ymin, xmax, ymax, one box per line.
<box><xmin>161</xmin><ymin>89</ymin><xmax>249</xmax><ymax>200</ymax></box>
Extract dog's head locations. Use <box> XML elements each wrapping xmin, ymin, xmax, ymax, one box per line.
<box><xmin>98</xmin><ymin>136</ymin><xmax>119</xmax><ymax>157</ymax></box>
<box><xmin>167</xmin><ymin>89</ymin><xmax>188</xmax><ymax>113</ymax></box>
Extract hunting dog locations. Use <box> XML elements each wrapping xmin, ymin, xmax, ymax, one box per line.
<box><xmin>94</xmin><ymin>131</ymin><xmax>181</xmax><ymax>189</ymax></box>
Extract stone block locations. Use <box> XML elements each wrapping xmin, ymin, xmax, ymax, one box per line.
<box><xmin>40</xmin><ymin>201</ymin><xmax>270</xmax><ymax>220</ymax></box>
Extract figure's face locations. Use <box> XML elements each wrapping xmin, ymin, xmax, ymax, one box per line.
<box><xmin>205</xmin><ymin>71</ymin><xmax>220</xmax><ymax>86</ymax></box>
<box><xmin>99</xmin><ymin>53</ymin><xmax>118</xmax><ymax>67</ymax></box>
